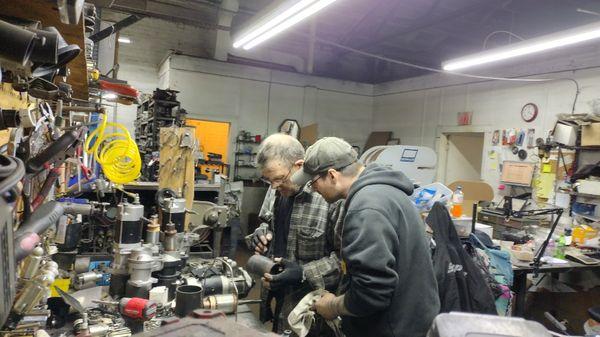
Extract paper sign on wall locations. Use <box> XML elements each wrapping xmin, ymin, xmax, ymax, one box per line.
<box><xmin>488</xmin><ymin>150</ymin><xmax>498</xmax><ymax>171</ymax></box>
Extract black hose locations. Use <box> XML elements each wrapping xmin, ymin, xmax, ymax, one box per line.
<box><xmin>26</xmin><ymin>130</ymin><xmax>78</xmax><ymax>174</ymax></box>
<box><xmin>15</xmin><ymin>201</ymin><xmax>64</xmax><ymax>238</ymax></box>
<box><xmin>0</xmin><ymin>154</ymin><xmax>24</xmax><ymax>195</ymax></box>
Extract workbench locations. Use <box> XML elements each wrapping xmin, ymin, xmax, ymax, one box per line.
<box><xmin>512</xmin><ymin>260</ymin><xmax>600</xmax><ymax>317</ymax></box>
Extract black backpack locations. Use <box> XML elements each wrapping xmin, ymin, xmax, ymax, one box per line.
<box><xmin>426</xmin><ymin>202</ymin><xmax>497</xmax><ymax>314</ymax></box>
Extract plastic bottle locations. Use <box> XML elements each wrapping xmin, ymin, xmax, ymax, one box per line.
<box><xmin>451</xmin><ymin>186</ymin><xmax>464</xmax><ymax>218</ymax></box>
<box><xmin>544</xmin><ymin>239</ymin><xmax>555</xmax><ymax>257</ymax></box>
<box><xmin>572</xmin><ymin>227</ymin><xmax>585</xmax><ymax>245</ymax></box>
<box><xmin>564</xmin><ymin>228</ymin><xmax>572</xmax><ymax>246</ymax></box>
<box><xmin>554</xmin><ymin>235</ymin><xmax>566</xmax><ymax>259</ymax></box>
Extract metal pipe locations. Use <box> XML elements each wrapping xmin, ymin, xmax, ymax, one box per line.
<box><xmin>175</xmin><ymin>285</ymin><xmax>202</xmax><ymax>317</ymax></box>
<box><xmin>61</xmin><ymin>106</ymin><xmax>98</xmax><ymax>113</ymax></box>
<box><xmin>245</xmin><ymin>255</ymin><xmax>282</xmax><ymax>277</ymax></box>
<box><xmin>89</xmin><ymin>15</ymin><xmax>143</xmax><ymax>42</ymax></box>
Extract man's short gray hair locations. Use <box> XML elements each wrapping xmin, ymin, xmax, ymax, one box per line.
<box><xmin>340</xmin><ymin>162</ymin><xmax>363</xmax><ymax>177</ymax></box>
<box><xmin>256</xmin><ymin>133</ymin><xmax>305</xmax><ymax>169</ymax></box>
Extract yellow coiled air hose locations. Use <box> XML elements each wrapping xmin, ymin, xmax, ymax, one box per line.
<box><xmin>85</xmin><ymin>113</ymin><xmax>141</xmax><ymax>184</ymax></box>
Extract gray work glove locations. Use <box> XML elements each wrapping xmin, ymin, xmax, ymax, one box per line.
<box><xmin>245</xmin><ymin>223</ymin><xmax>273</xmax><ymax>255</ymax></box>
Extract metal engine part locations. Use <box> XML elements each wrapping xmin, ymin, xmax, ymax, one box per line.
<box><xmin>20</xmin><ymin>246</ymin><xmax>44</xmax><ymax>280</ymax></box>
<box><xmin>12</xmin><ymin>261</ymin><xmax>59</xmax><ymax>314</ymax></box>
<box><xmin>163</xmin><ymin>223</ymin><xmax>178</xmax><ymax>253</ymax></box>
<box><xmin>157</xmin><ymin>189</ymin><xmax>186</xmax><ymax>233</ymax></box>
<box><xmin>110</xmin><ymin>198</ymin><xmax>144</xmax><ymax>297</ymax></box>
<box><xmin>191</xmin><ymin>257</ymin><xmax>253</xmax><ymax>299</ymax></box>
<box><xmin>74</xmin><ymin>271</ymin><xmax>104</xmax><ymax>290</ymax></box>
<box><xmin>126</xmin><ymin>247</ymin><xmax>162</xmax><ymax>298</ymax></box>
<box><xmin>189</xmin><ymin>201</ymin><xmax>230</xmax><ymax>231</ymax></box>
<box><xmin>202</xmin><ymin>294</ymin><xmax>238</xmax><ymax>314</ymax></box>
<box><xmin>145</xmin><ymin>215</ymin><xmax>160</xmax><ymax>245</ymax></box>
<box><xmin>88</xmin><ymin>323</ymin><xmax>110</xmax><ymax>337</ymax></box>
<box><xmin>115</xmin><ymin>200</ymin><xmax>144</xmax><ymax>245</ymax></box>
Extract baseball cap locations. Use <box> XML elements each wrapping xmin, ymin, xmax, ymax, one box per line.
<box><xmin>291</xmin><ymin>137</ymin><xmax>358</xmax><ymax>186</ymax></box>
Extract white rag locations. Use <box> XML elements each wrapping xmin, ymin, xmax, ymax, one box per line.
<box><xmin>288</xmin><ymin>289</ymin><xmax>343</xmax><ymax>337</ymax></box>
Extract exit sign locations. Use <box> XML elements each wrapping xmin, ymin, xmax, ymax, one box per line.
<box><xmin>457</xmin><ymin>111</ymin><xmax>473</xmax><ymax>125</ymax></box>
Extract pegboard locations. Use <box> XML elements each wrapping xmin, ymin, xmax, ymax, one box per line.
<box><xmin>159</xmin><ymin>127</ymin><xmax>196</xmax><ymax>230</ymax></box>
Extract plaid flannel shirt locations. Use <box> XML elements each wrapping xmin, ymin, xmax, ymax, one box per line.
<box><xmin>258</xmin><ymin>186</ymin><xmax>343</xmax><ymax>335</ymax></box>
<box><xmin>258</xmin><ymin>185</ymin><xmax>342</xmax><ymax>289</ymax></box>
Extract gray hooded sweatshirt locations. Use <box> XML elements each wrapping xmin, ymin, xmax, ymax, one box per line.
<box><xmin>339</xmin><ymin>163</ymin><xmax>440</xmax><ymax>337</ymax></box>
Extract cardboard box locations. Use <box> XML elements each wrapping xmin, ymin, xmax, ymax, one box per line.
<box><xmin>581</xmin><ymin>123</ymin><xmax>600</xmax><ymax>146</ymax></box>
<box><xmin>300</xmin><ymin>123</ymin><xmax>318</xmax><ymax>147</ymax></box>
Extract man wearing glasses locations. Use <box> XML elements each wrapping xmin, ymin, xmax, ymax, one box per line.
<box><xmin>246</xmin><ymin>133</ymin><xmax>341</xmax><ymax>336</ymax></box>
<box><xmin>291</xmin><ymin>137</ymin><xmax>439</xmax><ymax>337</ymax></box>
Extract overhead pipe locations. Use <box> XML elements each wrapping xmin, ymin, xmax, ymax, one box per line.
<box><xmin>89</xmin><ymin>15</ymin><xmax>142</xmax><ymax>43</ymax></box>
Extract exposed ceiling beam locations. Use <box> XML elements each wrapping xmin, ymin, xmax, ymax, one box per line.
<box><xmin>89</xmin><ymin>0</ymin><xmax>224</xmax><ymax>30</ymax></box>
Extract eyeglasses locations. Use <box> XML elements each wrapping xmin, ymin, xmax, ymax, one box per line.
<box><xmin>307</xmin><ymin>174</ymin><xmax>325</xmax><ymax>189</ymax></box>
<box><xmin>261</xmin><ymin>167</ymin><xmax>292</xmax><ymax>186</ymax></box>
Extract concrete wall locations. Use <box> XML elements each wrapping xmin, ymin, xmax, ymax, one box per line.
<box><xmin>99</xmin><ymin>12</ymin><xmax>215</xmax><ymax>136</ymax></box>
<box><xmin>372</xmin><ymin>67</ymin><xmax>600</xmax><ymax>199</ymax></box>
<box><xmin>160</xmin><ymin>54</ymin><xmax>374</xmax><ymax>166</ymax></box>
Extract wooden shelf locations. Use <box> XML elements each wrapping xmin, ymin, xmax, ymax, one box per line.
<box><xmin>572</xmin><ymin>212</ymin><xmax>600</xmax><ymax>222</ymax></box>
<box><xmin>567</xmin><ymin>191</ymin><xmax>600</xmax><ymax>199</ymax></box>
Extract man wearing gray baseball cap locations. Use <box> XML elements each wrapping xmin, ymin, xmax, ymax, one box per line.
<box><xmin>292</xmin><ymin>137</ymin><xmax>440</xmax><ymax>337</ymax></box>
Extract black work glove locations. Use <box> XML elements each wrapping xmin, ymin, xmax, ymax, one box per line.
<box><xmin>245</xmin><ymin>223</ymin><xmax>273</xmax><ymax>255</ymax></box>
<box><xmin>268</xmin><ymin>259</ymin><xmax>304</xmax><ymax>290</ymax></box>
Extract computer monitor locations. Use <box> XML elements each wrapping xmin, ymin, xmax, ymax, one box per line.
<box><xmin>501</xmin><ymin>161</ymin><xmax>535</xmax><ymax>187</ymax></box>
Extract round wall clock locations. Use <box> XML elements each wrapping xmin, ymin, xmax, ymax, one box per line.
<box><xmin>521</xmin><ymin>103</ymin><xmax>538</xmax><ymax>122</ymax></box>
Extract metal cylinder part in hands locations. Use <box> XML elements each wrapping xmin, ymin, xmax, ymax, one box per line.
<box><xmin>174</xmin><ymin>285</ymin><xmax>202</xmax><ymax>317</ymax></box>
<box><xmin>245</xmin><ymin>255</ymin><xmax>282</xmax><ymax>277</ymax></box>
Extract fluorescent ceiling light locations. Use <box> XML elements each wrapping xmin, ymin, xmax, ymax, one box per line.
<box><xmin>442</xmin><ymin>21</ymin><xmax>600</xmax><ymax>71</ymax></box>
<box><xmin>233</xmin><ymin>0</ymin><xmax>338</xmax><ymax>50</ymax></box>
<box><xmin>118</xmin><ymin>37</ymin><xmax>132</xmax><ymax>44</ymax></box>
